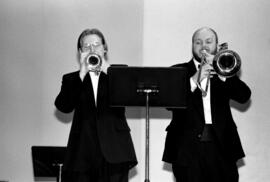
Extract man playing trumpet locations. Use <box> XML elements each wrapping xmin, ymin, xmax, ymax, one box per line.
<box><xmin>55</xmin><ymin>28</ymin><xmax>137</xmax><ymax>182</ymax></box>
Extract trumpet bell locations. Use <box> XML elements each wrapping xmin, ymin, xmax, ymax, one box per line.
<box><xmin>213</xmin><ymin>49</ymin><xmax>241</xmax><ymax>77</ymax></box>
<box><xmin>86</xmin><ymin>53</ymin><xmax>102</xmax><ymax>72</ymax></box>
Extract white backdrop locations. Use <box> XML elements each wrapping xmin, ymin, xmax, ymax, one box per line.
<box><xmin>0</xmin><ymin>0</ymin><xmax>270</xmax><ymax>182</ymax></box>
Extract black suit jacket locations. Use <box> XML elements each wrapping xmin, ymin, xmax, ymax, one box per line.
<box><xmin>55</xmin><ymin>71</ymin><xmax>137</xmax><ymax>171</ymax></box>
<box><xmin>162</xmin><ymin>60</ymin><xmax>251</xmax><ymax>165</ymax></box>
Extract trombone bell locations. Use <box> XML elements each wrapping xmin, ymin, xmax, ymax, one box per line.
<box><xmin>213</xmin><ymin>49</ymin><xmax>241</xmax><ymax>77</ymax></box>
<box><xmin>196</xmin><ymin>43</ymin><xmax>242</xmax><ymax>97</ymax></box>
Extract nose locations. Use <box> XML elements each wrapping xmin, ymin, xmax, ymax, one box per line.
<box><xmin>201</xmin><ymin>42</ymin><xmax>207</xmax><ymax>49</ymax></box>
<box><xmin>201</xmin><ymin>44</ymin><xmax>209</xmax><ymax>53</ymax></box>
<box><xmin>89</xmin><ymin>45</ymin><xmax>95</xmax><ymax>52</ymax></box>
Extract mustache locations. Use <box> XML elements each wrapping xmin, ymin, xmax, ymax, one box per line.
<box><xmin>199</xmin><ymin>47</ymin><xmax>218</xmax><ymax>55</ymax></box>
<box><xmin>200</xmin><ymin>48</ymin><xmax>210</xmax><ymax>54</ymax></box>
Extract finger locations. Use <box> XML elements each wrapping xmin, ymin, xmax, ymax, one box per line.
<box><xmin>80</xmin><ymin>53</ymin><xmax>89</xmax><ymax>63</ymax></box>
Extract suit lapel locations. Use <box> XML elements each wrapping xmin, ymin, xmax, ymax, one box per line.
<box><xmin>83</xmin><ymin>73</ymin><xmax>96</xmax><ymax>108</ymax></box>
<box><xmin>193</xmin><ymin>87</ymin><xmax>205</xmax><ymax>120</ymax></box>
<box><xmin>210</xmin><ymin>76</ymin><xmax>219</xmax><ymax>124</ymax></box>
<box><xmin>96</xmin><ymin>72</ymin><xmax>107</xmax><ymax>109</ymax></box>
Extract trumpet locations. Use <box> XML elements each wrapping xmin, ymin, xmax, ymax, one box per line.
<box><xmin>197</xmin><ymin>43</ymin><xmax>241</xmax><ymax>97</ymax></box>
<box><xmin>86</xmin><ymin>53</ymin><xmax>102</xmax><ymax>74</ymax></box>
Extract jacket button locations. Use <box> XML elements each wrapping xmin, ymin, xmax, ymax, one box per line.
<box><xmin>198</xmin><ymin>134</ymin><xmax>202</xmax><ymax>138</ymax></box>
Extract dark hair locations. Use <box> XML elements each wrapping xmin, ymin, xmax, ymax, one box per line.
<box><xmin>77</xmin><ymin>28</ymin><xmax>108</xmax><ymax>60</ymax></box>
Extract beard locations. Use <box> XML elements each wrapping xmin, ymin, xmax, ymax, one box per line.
<box><xmin>192</xmin><ymin>49</ymin><xmax>202</xmax><ymax>63</ymax></box>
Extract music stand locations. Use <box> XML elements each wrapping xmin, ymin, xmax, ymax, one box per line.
<box><xmin>31</xmin><ymin>146</ymin><xmax>66</xmax><ymax>182</ymax></box>
<box><xmin>108</xmin><ymin>66</ymin><xmax>188</xmax><ymax>182</ymax></box>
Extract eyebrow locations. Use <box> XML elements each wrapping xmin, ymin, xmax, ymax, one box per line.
<box><xmin>193</xmin><ymin>37</ymin><xmax>214</xmax><ymax>42</ymax></box>
<box><xmin>83</xmin><ymin>42</ymin><xmax>101</xmax><ymax>45</ymax></box>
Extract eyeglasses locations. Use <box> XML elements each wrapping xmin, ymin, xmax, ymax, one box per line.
<box><xmin>81</xmin><ymin>43</ymin><xmax>103</xmax><ymax>52</ymax></box>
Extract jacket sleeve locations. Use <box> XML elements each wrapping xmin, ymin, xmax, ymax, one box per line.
<box><xmin>225</xmin><ymin>76</ymin><xmax>251</xmax><ymax>104</ymax></box>
<box><xmin>55</xmin><ymin>72</ymin><xmax>83</xmax><ymax>113</ymax></box>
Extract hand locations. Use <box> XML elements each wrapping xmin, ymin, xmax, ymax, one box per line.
<box><xmin>201</xmin><ymin>50</ymin><xmax>214</xmax><ymax>65</ymax></box>
<box><xmin>192</xmin><ymin>63</ymin><xmax>214</xmax><ymax>84</ymax></box>
<box><xmin>100</xmin><ymin>59</ymin><xmax>110</xmax><ymax>74</ymax></box>
<box><xmin>79</xmin><ymin>50</ymin><xmax>90</xmax><ymax>80</ymax></box>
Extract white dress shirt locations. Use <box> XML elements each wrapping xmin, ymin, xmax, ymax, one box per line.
<box><xmin>89</xmin><ymin>72</ymin><xmax>100</xmax><ymax>106</ymax></box>
<box><xmin>190</xmin><ymin>59</ymin><xmax>213</xmax><ymax>124</ymax></box>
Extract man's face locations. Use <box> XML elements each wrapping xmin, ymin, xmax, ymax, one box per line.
<box><xmin>81</xmin><ymin>34</ymin><xmax>105</xmax><ymax>57</ymax></box>
<box><xmin>192</xmin><ymin>29</ymin><xmax>217</xmax><ymax>62</ymax></box>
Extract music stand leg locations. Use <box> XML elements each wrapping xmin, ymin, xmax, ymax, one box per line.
<box><xmin>56</xmin><ymin>164</ymin><xmax>63</xmax><ymax>182</ymax></box>
<box><xmin>145</xmin><ymin>92</ymin><xmax>150</xmax><ymax>182</ymax></box>
<box><xmin>137</xmin><ymin>88</ymin><xmax>158</xmax><ymax>182</ymax></box>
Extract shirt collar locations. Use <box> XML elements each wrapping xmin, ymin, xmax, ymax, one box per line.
<box><xmin>193</xmin><ymin>58</ymin><xmax>200</xmax><ymax>70</ymax></box>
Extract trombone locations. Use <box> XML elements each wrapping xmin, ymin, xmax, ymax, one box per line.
<box><xmin>197</xmin><ymin>43</ymin><xmax>241</xmax><ymax>97</ymax></box>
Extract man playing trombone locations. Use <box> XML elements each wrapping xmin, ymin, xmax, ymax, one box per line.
<box><xmin>162</xmin><ymin>27</ymin><xmax>251</xmax><ymax>182</ymax></box>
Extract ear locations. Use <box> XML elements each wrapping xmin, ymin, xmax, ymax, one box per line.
<box><xmin>78</xmin><ymin>48</ymin><xmax>83</xmax><ymax>54</ymax></box>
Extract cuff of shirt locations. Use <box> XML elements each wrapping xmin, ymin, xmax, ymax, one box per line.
<box><xmin>218</xmin><ymin>75</ymin><xmax>226</xmax><ymax>82</ymax></box>
<box><xmin>190</xmin><ymin>77</ymin><xmax>197</xmax><ymax>92</ymax></box>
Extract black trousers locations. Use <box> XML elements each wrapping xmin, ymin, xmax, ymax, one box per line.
<box><xmin>61</xmin><ymin>123</ymin><xmax>130</xmax><ymax>182</ymax></box>
<box><xmin>61</xmin><ymin>161</ymin><xmax>129</xmax><ymax>182</ymax></box>
<box><xmin>172</xmin><ymin>126</ymin><xmax>239</xmax><ymax>182</ymax></box>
